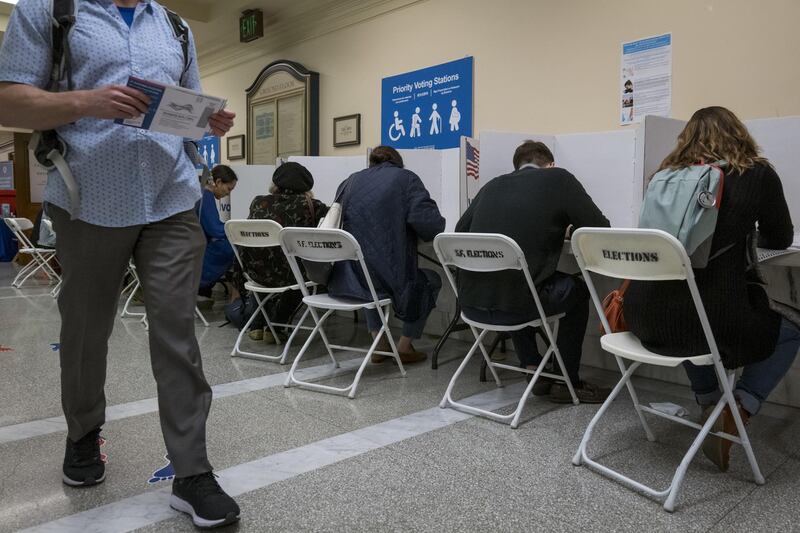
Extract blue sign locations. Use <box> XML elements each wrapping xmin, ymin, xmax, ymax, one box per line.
<box><xmin>381</xmin><ymin>57</ymin><xmax>473</xmax><ymax>150</ymax></box>
<box><xmin>196</xmin><ymin>134</ymin><xmax>220</xmax><ymax>169</ymax></box>
<box><xmin>0</xmin><ymin>161</ymin><xmax>13</xmax><ymax>190</ymax></box>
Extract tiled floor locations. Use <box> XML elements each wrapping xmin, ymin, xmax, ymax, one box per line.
<box><xmin>2</xmin><ymin>263</ymin><xmax>800</xmax><ymax>532</ymax></box>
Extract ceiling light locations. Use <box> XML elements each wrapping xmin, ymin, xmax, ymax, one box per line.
<box><xmin>0</xmin><ymin>0</ymin><xmax>19</xmax><ymax>5</ymax></box>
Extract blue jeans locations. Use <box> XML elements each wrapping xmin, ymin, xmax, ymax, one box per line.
<box><xmin>364</xmin><ymin>269</ymin><xmax>442</xmax><ymax>339</ymax></box>
<box><xmin>683</xmin><ymin>318</ymin><xmax>800</xmax><ymax>415</ymax></box>
<box><xmin>462</xmin><ymin>272</ymin><xmax>590</xmax><ymax>385</ymax></box>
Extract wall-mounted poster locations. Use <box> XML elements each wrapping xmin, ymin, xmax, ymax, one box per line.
<box><xmin>0</xmin><ymin>161</ymin><xmax>13</xmax><ymax>190</ymax></box>
<box><xmin>381</xmin><ymin>57</ymin><xmax>473</xmax><ymax>150</ymax></box>
<box><xmin>621</xmin><ymin>33</ymin><xmax>672</xmax><ymax>125</ymax></box>
<box><xmin>251</xmin><ymin>101</ymin><xmax>277</xmax><ymax>164</ymax></box>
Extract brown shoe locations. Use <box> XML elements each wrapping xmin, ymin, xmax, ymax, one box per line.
<box><xmin>398</xmin><ymin>349</ymin><xmax>427</xmax><ymax>364</ymax></box>
<box><xmin>371</xmin><ymin>337</ymin><xmax>391</xmax><ymax>363</ymax></box>
<box><xmin>550</xmin><ymin>380</ymin><xmax>610</xmax><ymax>404</ymax></box>
<box><xmin>701</xmin><ymin>403</ymin><xmax>750</xmax><ymax>472</ymax></box>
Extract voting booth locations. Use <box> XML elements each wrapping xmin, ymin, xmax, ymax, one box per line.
<box><xmin>474</xmin><ymin>115</ymin><xmax>800</xmax><ymax>408</ymax></box>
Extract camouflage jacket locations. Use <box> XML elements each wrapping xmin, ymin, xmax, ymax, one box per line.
<box><xmin>241</xmin><ymin>192</ymin><xmax>329</xmax><ymax>288</ymax></box>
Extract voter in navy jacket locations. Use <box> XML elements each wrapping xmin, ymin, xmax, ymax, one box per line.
<box><xmin>328</xmin><ymin>146</ymin><xmax>445</xmax><ymax>363</ymax></box>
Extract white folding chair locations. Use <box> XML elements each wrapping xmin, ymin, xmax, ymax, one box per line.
<box><xmin>570</xmin><ymin>227</ymin><xmax>764</xmax><ymax>512</ymax></box>
<box><xmin>279</xmin><ymin>227</ymin><xmax>406</xmax><ymax>398</ymax></box>
<box><xmin>120</xmin><ymin>260</ymin><xmax>209</xmax><ymax>328</ymax></box>
<box><xmin>41</xmin><ymin>219</ymin><xmax>63</xmax><ymax>297</ymax></box>
<box><xmin>433</xmin><ymin>233</ymin><xmax>578</xmax><ymax>428</ymax></box>
<box><xmin>4</xmin><ymin>217</ymin><xmax>61</xmax><ymax>288</ymax></box>
<box><xmin>225</xmin><ymin>219</ymin><xmax>319</xmax><ymax>364</ymax></box>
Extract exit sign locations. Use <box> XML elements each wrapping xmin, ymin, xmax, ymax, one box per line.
<box><xmin>240</xmin><ymin>10</ymin><xmax>264</xmax><ymax>43</ymax></box>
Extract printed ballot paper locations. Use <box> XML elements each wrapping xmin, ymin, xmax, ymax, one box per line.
<box><xmin>116</xmin><ymin>77</ymin><xmax>227</xmax><ymax>139</ymax></box>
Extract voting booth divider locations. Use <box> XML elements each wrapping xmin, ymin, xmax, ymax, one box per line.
<box><xmin>226</xmin><ymin>114</ymin><xmax>800</xmax><ymax>408</ymax></box>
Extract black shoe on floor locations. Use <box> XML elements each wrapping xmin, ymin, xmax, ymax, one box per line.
<box><xmin>63</xmin><ymin>427</ymin><xmax>105</xmax><ymax>487</ymax></box>
<box><xmin>171</xmin><ymin>472</ymin><xmax>240</xmax><ymax>529</ymax></box>
<box><xmin>530</xmin><ymin>376</ymin><xmax>555</xmax><ymax>396</ymax></box>
<box><xmin>550</xmin><ymin>380</ymin><xmax>611</xmax><ymax>404</ymax></box>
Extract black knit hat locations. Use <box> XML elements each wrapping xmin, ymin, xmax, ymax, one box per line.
<box><xmin>273</xmin><ymin>162</ymin><xmax>314</xmax><ymax>192</ymax></box>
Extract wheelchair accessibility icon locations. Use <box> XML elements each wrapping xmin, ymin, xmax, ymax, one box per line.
<box><xmin>388</xmin><ymin>110</ymin><xmax>406</xmax><ymax>141</ymax></box>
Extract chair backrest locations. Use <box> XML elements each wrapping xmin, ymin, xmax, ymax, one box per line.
<box><xmin>224</xmin><ymin>219</ymin><xmax>283</xmax><ymax>285</ymax></box>
<box><xmin>224</xmin><ymin>219</ymin><xmax>282</xmax><ymax>248</ymax></box>
<box><xmin>4</xmin><ymin>217</ymin><xmax>36</xmax><ymax>249</ymax></box>
<box><xmin>279</xmin><ymin>227</ymin><xmax>382</xmax><ymax>303</ymax></box>
<box><xmin>433</xmin><ymin>232</ymin><xmax>552</xmax><ymax>335</ymax></box>
<box><xmin>570</xmin><ymin>227</ymin><xmax>721</xmax><ymax>361</ymax></box>
<box><xmin>433</xmin><ymin>232</ymin><xmax>528</xmax><ymax>273</ymax></box>
<box><xmin>570</xmin><ymin>227</ymin><xmax>691</xmax><ymax>282</ymax></box>
<box><xmin>279</xmin><ymin>227</ymin><xmax>361</xmax><ymax>263</ymax></box>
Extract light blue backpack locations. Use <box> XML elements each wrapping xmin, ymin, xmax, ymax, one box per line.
<box><xmin>639</xmin><ymin>161</ymin><xmax>730</xmax><ymax>268</ymax></box>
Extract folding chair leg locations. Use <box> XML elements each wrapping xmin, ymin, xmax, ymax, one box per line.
<box><xmin>348</xmin><ymin>327</ymin><xmax>387</xmax><ymax>399</ymax></box>
<box><xmin>613</xmin><ymin>355</ymin><xmax>656</xmax><ymax>442</ymax></box>
<box><xmin>121</xmin><ymin>280</ymin><xmax>145</xmax><ymax>318</ymax></box>
<box><xmin>278</xmin><ymin>306</ymin><xmax>311</xmax><ymax>365</ymax></box>
<box><xmin>471</xmin><ymin>325</ymin><xmax>502</xmax><ymax>388</ymax></box>
<box><xmin>195</xmin><ymin>306</ymin><xmax>209</xmax><ymax>327</ymax></box>
<box><xmin>284</xmin><ymin>309</ymin><xmax>336</xmax><ymax>388</ymax></box>
<box><xmin>230</xmin><ymin>294</ymin><xmax>272</xmax><ymax>359</ymax></box>
<box><xmin>545</xmin><ymin>319</ymin><xmax>579</xmax><ymax>406</ymax></box>
<box><xmin>14</xmin><ymin>258</ymin><xmax>45</xmax><ymax>287</ymax></box>
<box><xmin>573</xmin><ymin>361</ymin><xmax>640</xmax><ymax>467</ymax></box>
<box><xmin>378</xmin><ymin>303</ymin><xmax>406</xmax><ymax>377</ymax></box>
<box><xmin>440</xmin><ymin>329</ymin><xmax>489</xmax><ymax>409</ymax></box>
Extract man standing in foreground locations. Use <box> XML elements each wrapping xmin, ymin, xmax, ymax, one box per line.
<box><xmin>0</xmin><ymin>0</ymin><xmax>239</xmax><ymax>528</ymax></box>
<box><xmin>456</xmin><ymin>140</ymin><xmax>612</xmax><ymax>404</ymax></box>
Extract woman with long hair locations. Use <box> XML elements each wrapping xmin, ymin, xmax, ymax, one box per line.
<box><xmin>626</xmin><ymin>106</ymin><xmax>799</xmax><ymax>471</ymax></box>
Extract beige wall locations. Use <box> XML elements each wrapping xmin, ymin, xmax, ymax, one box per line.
<box><xmin>201</xmin><ymin>0</ymin><xmax>800</xmax><ymax>161</ymax></box>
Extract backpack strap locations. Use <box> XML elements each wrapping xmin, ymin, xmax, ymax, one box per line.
<box><xmin>161</xmin><ymin>7</ymin><xmax>191</xmax><ymax>86</ymax></box>
<box><xmin>49</xmin><ymin>0</ymin><xmax>78</xmax><ymax>91</ymax></box>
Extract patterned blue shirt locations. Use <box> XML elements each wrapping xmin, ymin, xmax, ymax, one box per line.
<box><xmin>0</xmin><ymin>0</ymin><xmax>204</xmax><ymax>227</ymax></box>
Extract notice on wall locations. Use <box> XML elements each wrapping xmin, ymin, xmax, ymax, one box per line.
<box><xmin>620</xmin><ymin>33</ymin><xmax>672</xmax><ymax>125</ymax></box>
<box><xmin>381</xmin><ymin>57</ymin><xmax>473</xmax><ymax>150</ymax></box>
<box><xmin>0</xmin><ymin>161</ymin><xmax>13</xmax><ymax>190</ymax></box>
<box><xmin>28</xmin><ymin>150</ymin><xmax>48</xmax><ymax>203</ymax></box>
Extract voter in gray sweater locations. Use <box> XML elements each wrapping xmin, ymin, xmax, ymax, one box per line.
<box><xmin>456</xmin><ymin>140</ymin><xmax>611</xmax><ymax>404</ymax></box>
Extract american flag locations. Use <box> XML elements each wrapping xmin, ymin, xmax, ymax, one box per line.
<box><xmin>466</xmin><ymin>140</ymin><xmax>480</xmax><ymax>180</ymax></box>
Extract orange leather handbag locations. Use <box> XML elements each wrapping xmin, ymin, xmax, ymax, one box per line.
<box><xmin>600</xmin><ymin>280</ymin><xmax>631</xmax><ymax>334</ymax></box>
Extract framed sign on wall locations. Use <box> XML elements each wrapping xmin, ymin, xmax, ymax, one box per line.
<box><xmin>227</xmin><ymin>134</ymin><xmax>246</xmax><ymax>160</ymax></box>
<box><xmin>333</xmin><ymin>114</ymin><xmax>361</xmax><ymax>147</ymax></box>
<box><xmin>246</xmin><ymin>60</ymin><xmax>319</xmax><ymax>164</ymax></box>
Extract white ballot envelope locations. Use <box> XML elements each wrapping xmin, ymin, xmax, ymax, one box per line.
<box><xmin>116</xmin><ymin>77</ymin><xmax>227</xmax><ymax>140</ymax></box>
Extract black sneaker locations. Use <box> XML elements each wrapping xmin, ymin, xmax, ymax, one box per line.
<box><xmin>63</xmin><ymin>427</ymin><xmax>105</xmax><ymax>487</ymax></box>
<box><xmin>171</xmin><ymin>472</ymin><xmax>240</xmax><ymax>529</ymax></box>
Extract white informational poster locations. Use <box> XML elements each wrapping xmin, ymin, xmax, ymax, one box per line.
<box><xmin>28</xmin><ymin>149</ymin><xmax>49</xmax><ymax>204</ymax></box>
<box><xmin>621</xmin><ymin>33</ymin><xmax>672</xmax><ymax>125</ymax></box>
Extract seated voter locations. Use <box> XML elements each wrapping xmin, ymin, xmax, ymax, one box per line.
<box><xmin>197</xmin><ymin>165</ymin><xmax>238</xmax><ymax>300</ymax></box>
<box><xmin>242</xmin><ymin>162</ymin><xmax>328</xmax><ymax>342</ymax></box>
<box><xmin>455</xmin><ymin>140</ymin><xmax>611</xmax><ymax>403</ymax></box>
<box><xmin>626</xmin><ymin>106</ymin><xmax>800</xmax><ymax>472</ymax></box>
<box><xmin>328</xmin><ymin>146</ymin><xmax>445</xmax><ymax>363</ymax></box>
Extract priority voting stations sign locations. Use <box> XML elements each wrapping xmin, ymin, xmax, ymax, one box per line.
<box><xmin>381</xmin><ymin>57</ymin><xmax>473</xmax><ymax>150</ymax></box>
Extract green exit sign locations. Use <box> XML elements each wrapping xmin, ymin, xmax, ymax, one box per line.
<box><xmin>240</xmin><ymin>10</ymin><xmax>264</xmax><ymax>43</ymax></box>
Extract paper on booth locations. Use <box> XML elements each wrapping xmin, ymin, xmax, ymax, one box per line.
<box><xmin>116</xmin><ymin>77</ymin><xmax>227</xmax><ymax>139</ymax></box>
